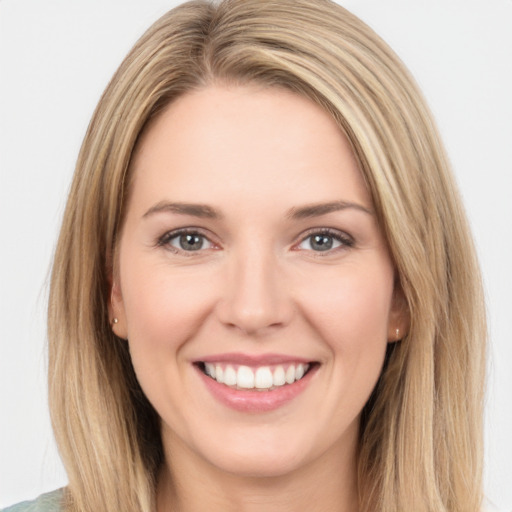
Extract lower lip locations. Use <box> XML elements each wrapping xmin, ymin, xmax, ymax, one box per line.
<box><xmin>195</xmin><ymin>365</ymin><xmax>317</xmax><ymax>413</ymax></box>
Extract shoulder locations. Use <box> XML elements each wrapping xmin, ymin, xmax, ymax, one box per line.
<box><xmin>1</xmin><ymin>490</ymin><xmax>65</xmax><ymax>512</ymax></box>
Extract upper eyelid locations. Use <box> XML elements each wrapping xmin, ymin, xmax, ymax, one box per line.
<box><xmin>159</xmin><ymin>226</ymin><xmax>213</xmax><ymax>238</ymax></box>
<box><xmin>156</xmin><ymin>226</ymin><xmax>354</xmax><ymax>250</ymax></box>
<box><xmin>296</xmin><ymin>227</ymin><xmax>354</xmax><ymax>243</ymax></box>
<box><xmin>157</xmin><ymin>227</ymin><xmax>217</xmax><ymax>248</ymax></box>
<box><xmin>292</xmin><ymin>228</ymin><xmax>355</xmax><ymax>254</ymax></box>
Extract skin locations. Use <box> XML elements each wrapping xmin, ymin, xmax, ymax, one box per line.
<box><xmin>111</xmin><ymin>85</ymin><xmax>408</xmax><ymax>512</ymax></box>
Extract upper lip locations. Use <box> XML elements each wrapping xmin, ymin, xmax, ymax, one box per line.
<box><xmin>194</xmin><ymin>352</ymin><xmax>314</xmax><ymax>366</ymax></box>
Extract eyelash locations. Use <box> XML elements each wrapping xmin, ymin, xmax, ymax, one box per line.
<box><xmin>156</xmin><ymin>227</ymin><xmax>354</xmax><ymax>256</ymax></box>
<box><xmin>156</xmin><ymin>228</ymin><xmax>216</xmax><ymax>255</ymax></box>
<box><xmin>294</xmin><ymin>228</ymin><xmax>354</xmax><ymax>255</ymax></box>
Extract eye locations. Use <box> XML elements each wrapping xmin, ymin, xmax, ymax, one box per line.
<box><xmin>158</xmin><ymin>229</ymin><xmax>216</xmax><ymax>253</ymax></box>
<box><xmin>297</xmin><ymin>229</ymin><xmax>353</xmax><ymax>253</ymax></box>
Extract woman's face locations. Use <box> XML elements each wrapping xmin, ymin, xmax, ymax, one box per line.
<box><xmin>112</xmin><ymin>85</ymin><xmax>406</xmax><ymax>478</ymax></box>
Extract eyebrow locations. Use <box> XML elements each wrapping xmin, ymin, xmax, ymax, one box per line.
<box><xmin>286</xmin><ymin>200</ymin><xmax>373</xmax><ymax>219</ymax></box>
<box><xmin>143</xmin><ymin>201</ymin><xmax>222</xmax><ymax>219</ymax></box>
<box><xmin>142</xmin><ymin>199</ymin><xmax>372</xmax><ymax>221</ymax></box>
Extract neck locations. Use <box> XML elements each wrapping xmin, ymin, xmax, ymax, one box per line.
<box><xmin>157</xmin><ymin>432</ymin><xmax>359</xmax><ymax>512</ymax></box>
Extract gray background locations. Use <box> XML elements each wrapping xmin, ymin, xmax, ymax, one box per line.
<box><xmin>1</xmin><ymin>0</ymin><xmax>511</xmax><ymax>508</ymax></box>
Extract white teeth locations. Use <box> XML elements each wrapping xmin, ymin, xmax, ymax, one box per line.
<box><xmin>204</xmin><ymin>362</ymin><xmax>311</xmax><ymax>390</ymax></box>
<box><xmin>272</xmin><ymin>365</ymin><xmax>286</xmax><ymax>386</ymax></box>
<box><xmin>237</xmin><ymin>366</ymin><xmax>255</xmax><ymax>389</ymax></box>
<box><xmin>215</xmin><ymin>365</ymin><xmax>224</xmax><ymax>384</ymax></box>
<box><xmin>255</xmin><ymin>367</ymin><xmax>273</xmax><ymax>389</ymax></box>
<box><xmin>224</xmin><ymin>365</ymin><xmax>237</xmax><ymax>386</ymax></box>
<box><xmin>205</xmin><ymin>363</ymin><xmax>216</xmax><ymax>378</ymax></box>
<box><xmin>285</xmin><ymin>365</ymin><xmax>296</xmax><ymax>384</ymax></box>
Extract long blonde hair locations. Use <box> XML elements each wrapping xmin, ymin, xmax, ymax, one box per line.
<box><xmin>48</xmin><ymin>1</ymin><xmax>486</xmax><ymax>511</ymax></box>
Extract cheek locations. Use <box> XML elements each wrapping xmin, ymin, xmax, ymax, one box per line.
<box><xmin>319</xmin><ymin>273</ymin><xmax>392</xmax><ymax>416</ymax></box>
<box><xmin>118</xmin><ymin>258</ymin><xmax>218</xmax><ymax>417</ymax></box>
<box><xmin>301</xmin><ymin>265</ymin><xmax>394</xmax><ymax>344</ymax></box>
<box><xmin>296</xmin><ymin>263</ymin><xmax>394</xmax><ymax>404</ymax></box>
<box><xmin>118</xmin><ymin>255</ymin><xmax>217</xmax><ymax>365</ymax></box>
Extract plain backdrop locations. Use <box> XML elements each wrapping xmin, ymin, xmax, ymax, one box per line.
<box><xmin>1</xmin><ymin>0</ymin><xmax>511</xmax><ymax>509</ymax></box>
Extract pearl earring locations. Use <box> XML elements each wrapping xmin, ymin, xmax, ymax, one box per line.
<box><xmin>112</xmin><ymin>317</ymin><xmax>119</xmax><ymax>325</ymax></box>
<box><xmin>395</xmin><ymin>328</ymin><xmax>400</xmax><ymax>339</ymax></box>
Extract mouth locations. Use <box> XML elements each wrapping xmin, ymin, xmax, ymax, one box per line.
<box><xmin>194</xmin><ymin>361</ymin><xmax>318</xmax><ymax>392</ymax></box>
<box><xmin>193</xmin><ymin>353</ymin><xmax>320</xmax><ymax>412</ymax></box>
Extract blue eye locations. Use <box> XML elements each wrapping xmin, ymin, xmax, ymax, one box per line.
<box><xmin>159</xmin><ymin>230</ymin><xmax>214</xmax><ymax>253</ymax></box>
<box><xmin>297</xmin><ymin>230</ymin><xmax>353</xmax><ymax>252</ymax></box>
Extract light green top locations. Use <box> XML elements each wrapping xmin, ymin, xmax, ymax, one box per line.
<box><xmin>2</xmin><ymin>490</ymin><xmax>64</xmax><ymax>512</ymax></box>
<box><xmin>2</xmin><ymin>489</ymin><xmax>507</xmax><ymax>511</ymax></box>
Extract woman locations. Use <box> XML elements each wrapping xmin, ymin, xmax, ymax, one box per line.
<box><xmin>3</xmin><ymin>0</ymin><xmax>487</xmax><ymax>510</ymax></box>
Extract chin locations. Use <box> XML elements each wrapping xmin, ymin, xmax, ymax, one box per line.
<box><xmin>187</xmin><ymin>422</ymin><xmax>331</xmax><ymax>480</ymax></box>
<box><xmin>210</xmin><ymin>448</ymin><xmax>309</xmax><ymax>479</ymax></box>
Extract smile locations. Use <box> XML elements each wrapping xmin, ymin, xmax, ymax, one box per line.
<box><xmin>194</xmin><ymin>355</ymin><xmax>319</xmax><ymax>413</ymax></box>
<box><xmin>199</xmin><ymin>362</ymin><xmax>311</xmax><ymax>391</ymax></box>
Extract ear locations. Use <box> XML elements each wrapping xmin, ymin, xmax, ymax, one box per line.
<box><xmin>387</xmin><ymin>281</ymin><xmax>410</xmax><ymax>343</ymax></box>
<box><xmin>107</xmin><ymin>269</ymin><xmax>129</xmax><ymax>340</ymax></box>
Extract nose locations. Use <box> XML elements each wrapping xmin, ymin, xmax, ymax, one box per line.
<box><xmin>215</xmin><ymin>243</ymin><xmax>293</xmax><ymax>336</ymax></box>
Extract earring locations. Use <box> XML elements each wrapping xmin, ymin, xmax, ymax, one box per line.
<box><xmin>111</xmin><ymin>317</ymin><xmax>119</xmax><ymax>325</ymax></box>
<box><xmin>395</xmin><ymin>328</ymin><xmax>400</xmax><ymax>340</ymax></box>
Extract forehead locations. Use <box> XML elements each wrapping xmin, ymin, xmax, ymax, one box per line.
<box><xmin>128</xmin><ymin>85</ymin><xmax>371</xmax><ymax>214</ymax></box>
